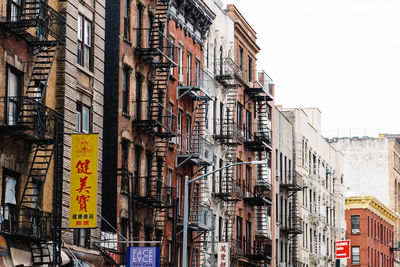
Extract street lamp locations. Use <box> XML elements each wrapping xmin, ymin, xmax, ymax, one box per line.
<box><xmin>182</xmin><ymin>160</ymin><xmax>267</xmax><ymax>267</ymax></box>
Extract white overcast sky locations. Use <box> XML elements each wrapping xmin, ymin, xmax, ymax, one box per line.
<box><xmin>226</xmin><ymin>0</ymin><xmax>400</xmax><ymax>137</ymax></box>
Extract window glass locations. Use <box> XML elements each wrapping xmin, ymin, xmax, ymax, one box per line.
<box><xmin>352</xmin><ymin>247</ymin><xmax>360</xmax><ymax>264</ymax></box>
<box><xmin>82</xmin><ymin>106</ymin><xmax>89</xmax><ymax>133</ymax></box>
<box><xmin>77</xmin><ymin>15</ymin><xmax>83</xmax><ymax>40</ymax></box>
<box><xmin>351</xmin><ymin>215</ymin><xmax>360</xmax><ymax>233</ymax></box>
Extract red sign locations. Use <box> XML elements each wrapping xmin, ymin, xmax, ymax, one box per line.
<box><xmin>336</xmin><ymin>240</ymin><xmax>350</xmax><ymax>259</ymax></box>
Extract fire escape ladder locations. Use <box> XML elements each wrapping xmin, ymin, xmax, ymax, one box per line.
<box><xmin>151</xmin><ymin>0</ymin><xmax>170</xmax><ymax>43</ymax></box>
<box><xmin>31</xmin><ymin>241</ymin><xmax>52</xmax><ymax>265</ymax></box>
<box><xmin>19</xmin><ymin>142</ymin><xmax>54</xmax><ymax>209</ymax></box>
<box><xmin>25</xmin><ymin>42</ymin><xmax>58</xmax><ymax>101</ymax></box>
<box><xmin>190</xmin><ymin>167</ymin><xmax>209</xmax><ymax>267</ymax></box>
<box><xmin>191</xmin><ymin>97</ymin><xmax>209</xmax><ymax>155</ymax></box>
<box><xmin>289</xmin><ymin>191</ymin><xmax>300</xmax><ymax>267</ymax></box>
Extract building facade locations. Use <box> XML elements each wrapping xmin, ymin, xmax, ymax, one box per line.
<box><xmin>281</xmin><ymin>107</ymin><xmax>346</xmax><ymax>267</ymax></box>
<box><xmin>345</xmin><ymin>196</ymin><xmax>398</xmax><ymax>267</ymax></box>
<box><xmin>330</xmin><ymin>134</ymin><xmax>400</xmax><ymax>252</ymax></box>
<box><xmin>273</xmin><ymin>106</ymin><xmax>303</xmax><ymax>267</ymax></box>
<box><xmin>0</xmin><ymin>0</ymin><xmax>106</xmax><ymax>265</ymax></box>
<box><xmin>102</xmin><ymin>0</ymin><xmax>214</xmax><ymax>265</ymax></box>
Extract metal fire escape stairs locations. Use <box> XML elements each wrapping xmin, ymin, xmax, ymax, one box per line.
<box><xmin>133</xmin><ymin>1</ymin><xmax>176</xmax><ymax>266</ymax></box>
<box><xmin>214</xmin><ymin>58</ymin><xmax>242</xmax><ymax>246</ymax></box>
<box><xmin>177</xmin><ymin>72</ymin><xmax>215</xmax><ymax>266</ymax></box>
<box><xmin>2</xmin><ymin>0</ymin><xmax>65</xmax><ymax>265</ymax></box>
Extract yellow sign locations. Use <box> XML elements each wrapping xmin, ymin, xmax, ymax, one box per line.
<box><xmin>69</xmin><ymin>134</ymin><xmax>98</xmax><ymax>228</ymax></box>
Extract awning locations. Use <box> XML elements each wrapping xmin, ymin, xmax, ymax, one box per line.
<box><xmin>64</xmin><ymin>247</ymin><xmax>105</xmax><ymax>267</ymax></box>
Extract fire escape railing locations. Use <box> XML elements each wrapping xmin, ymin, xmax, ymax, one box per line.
<box><xmin>0</xmin><ymin>96</ymin><xmax>61</xmax><ymax>140</ymax></box>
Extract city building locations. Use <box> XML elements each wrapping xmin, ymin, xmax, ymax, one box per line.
<box><xmin>345</xmin><ymin>195</ymin><xmax>398</xmax><ymax>267</ymax></box>
<box><xmin>281</xmin><ymin>107</ymin><xmax>346</xmax><ymax>267</ymax></box>
<box><xmin>329</xmin><ymin>134</ymin><xmax>400</xmax><ymax>251</ymax></box>
<box><xmin>102</xmin><ymin>0</ymin><xmax>214</xmax><ymax>265</ymax></box>
<box><xmin>273</xmin><ymin>106</ymin><xmax>303</xmax><ymax>267</ymax></box>
<box><xmin>0</xmin><ymin>0</ymin><xmax>106</xmax><ymax>265</ymax></box>
<box><xmin>207</xmin><ymin>3</ymin><xmax>274</xmax><ymax>266</ymax></box>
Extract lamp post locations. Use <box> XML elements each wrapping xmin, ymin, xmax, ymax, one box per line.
<box><xmin>182</xmin><ymin>160</ymin><xmax>267</xmax><ymax>267</ymax></box>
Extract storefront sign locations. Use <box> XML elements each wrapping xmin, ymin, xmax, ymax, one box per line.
<box><xmin>127</xmin><ymin>247</ymin><xmax>160</xmax><ymax>267</ymax></box>
<box><xmin>217</xmin><ymin>242</ymin><xmax>230</xmax><ymax>267</ymax></box>
<box><xmin>335</xmin><ymin>240</ymin><xmax>350</xmax><ymax>259</ymax></box>
<box><xmin>69</xmin><ymin>134</ymin><xmax>98</xmax><ymax>228</ymax></box>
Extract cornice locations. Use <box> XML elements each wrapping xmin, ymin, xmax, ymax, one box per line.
<box><xmin>345</xmin><ymin>196</ymin><xmax>399</xmax><ymax>226</ymax></box>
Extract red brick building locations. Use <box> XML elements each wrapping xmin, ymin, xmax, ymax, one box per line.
<box><xmin>345</xmin><ymin>196</ymin><xmax>398</xmax><ymax>267</ymax></box>
<box><xmin>103</xmin><ymin>0</ymin><xmax>214</xmax><ymax>265</ymax></box>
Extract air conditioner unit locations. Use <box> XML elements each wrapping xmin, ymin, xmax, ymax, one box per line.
<box><xmin>276</xmin><ymin>172</ymin><xmax>280</xmax><ymax>179</ymax></box>
<box><xmin>352</xmin><ymin>229</ymin><xmax>360</xmax><ymax>234</ymax></box>
<box><xmin>245</xmin><ymin>192</ymin><xmax>251</xmax><ymax>198</ymax></box>
<box><xmin>303</xmin><ymin>181</ymin><xmax>308</xmax><ymax>188</ymax></box>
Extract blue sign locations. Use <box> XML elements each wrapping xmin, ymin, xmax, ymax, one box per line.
<box><xmin>127</xmin><ymin>247</ymin><xmax>160</xmax><ymax>267</ymax></box>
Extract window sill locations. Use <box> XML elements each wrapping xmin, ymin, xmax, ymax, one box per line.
<box><xmin>76</xmin><ymin>64</ymin><xmax>94</xmax><ymax>78</ymax></box>
<box><xmin>122</xmin><ymin>112</ymin><xmax>131</xmax><ymax>119</ymax></box>
<box><xmin>122</xmin><ymin>37</ymin><xmax>132</xmax><ymax>46</ymax></box>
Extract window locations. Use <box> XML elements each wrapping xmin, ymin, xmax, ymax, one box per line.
<box><xmin>178</xmin><ymin>46</ymin><xmax>183</xmax><ymax>81</ymax></box>
<box><xmin>6</xmin><ymin>66</ymin><xmax>21</xmax><ymax>125</ymax></box>
<box><xmin>187</xmin><ymin>52</ymin><xmax>192</xmax><ymax>85</ymax></box>
<box><xmin>236</xmin><ymin>216</ymin><xmax>243</xmax><ymax>248</ymax></box>
<box><xmin>136</xmin><ymin>4</ymin><xmax>143</xmax><ymax>47</ymax></box>
<box><xmin>177</xmin><ymin>110</ymin><xmax>183</xmax><ymax>150</ymax></box>
<box><xmin>186</xmin><ymin>116</ymin><xmax>191</xmax><ymax>153</ymax></box>
<box><xmin>352</xmin><ymin>247</ymin><xmax>360</xmax><ymax>264</ymax></box>
<box><xmin>239</xmin><ymin>46</ymin><xmax>243</xmax><ymax>70</ymax></box>
<box><xmin>2</xmin><ymin>172</ymin><xmax>18</xmax><ymax>232</ymax></box>
<box><xmin>135</xmin><ymin>75</ymin><xmax>142</xmax><ymax>119</ymax></box>
<box><xmin>122</xmin><ymin>68</ymin><xmax>129</xmax><ymax>114</ymax></box>
<box><xmin>123</xmin><ymin>0</ymin><xmax>130</xmax><ymax>39</ymax></box>
<box><xmin>177</xmin><ymin>175</ymin><xmax>182</xmax><ymax>216</ymax></box>
<box><xmin>237</xmin><ymin>102</ymin><xmax>243</xmax><ymax>131</ymax></box>
<box><xmin>167</xmin><ymin>103</ymin><xmax>173</xmax><ymax>133</ymax></box>
<box><xmin>213</xmin><ymin>40</ymin><xmax>217</xmax><ymax>74</ymax></box>
<box><xmin>76</xmin><ymin>102</ymin><xmax>90</xmax><ymax>133</ymax></box>
<box><xmin>195</xmin><ymin>60</ymin><xmax>200</xmax><ymax>86</ymax></box>
<box><xmin>147</xmin><ymin>82</ymin><xmax>154</xmax><ymax>120</ymax></box>
<box><xmin>9</xmin><ymin>0</ymin><xmax>21</xmax><ymax>21</ymax></box>
<box><xmin>133</xmin><ymin>146</ymin><xmax>141</xmax><ymax>194</ymax></box>
<box><xmin>77</xmin><ymin>14</ymin><xmax>92</xmax><ymax>70</ymax></box>
<box><xmin>73</xmin><ymin>229</ymin><xmax>90</xmax><ymax>248</ymax></box>
<box><xmin>248</xmin><ymin>57</ymin><xmax>252</xmax><ymax>82</ymax></box>
<box><xmin>166</xmin><ymin>169</ymin><xmax>173</xmax><ymax>207</ymax></box>
<box><xmin>166</xmin><ymin>241</ymin><xmax>172</xmax><ymax>263</ymax></box>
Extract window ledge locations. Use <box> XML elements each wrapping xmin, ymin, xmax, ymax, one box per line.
<box><xmin>122</xmin><ymin>112</ymin><xmax>131</xmax><ymax>119</ymax></box>
<box><xmin>76</xmin><ymin>63</ymin><xmax>94</xmax><ymax>78</ymax></box>
<box><xmin>122</xmin><ymin>37</ymin><xmax>132</xmax><ymax>46</ymax></box>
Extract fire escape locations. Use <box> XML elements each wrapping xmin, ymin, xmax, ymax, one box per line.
<box><xmin>177</xmin><ymin>66</ymin><xmax>215</xmax><ymax>266</ymax></box>
<box><xmin>0</xmin><ymin>0</ymin><xmax>65</xmax><ymax>265</ymax></box>
<box><xmin>213</xmin><ymin>57</ymin><xmax>242</xmax><ymax>245</ymax></box>
<box><xmin>281</xmin><ymin>171</ymin><xmax>303</xmax><ymax>267</ymax></box>
<box><xmin>132</xmin><ymin>0</ymin><xmax>177</xmax><ymax>266</ymax></box>
<box><xmin>241</xmin><ymin>70</ymin><xmax>273</xmax><ymax>265</ymax></box>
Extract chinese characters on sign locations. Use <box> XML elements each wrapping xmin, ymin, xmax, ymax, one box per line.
<box><xmin>69</xmin><ymin>134</ymin><xmax>98</xmax><ymax>228</ymax></box>
<box><xmin>126</xmin><ymin>247</ymin><xmax>160</xmax><ymax>267</ymax></box>
<box><xmin>217</xmin><ymin>242</ymin><xmax>230</xmax><ymax>267</ymax></box>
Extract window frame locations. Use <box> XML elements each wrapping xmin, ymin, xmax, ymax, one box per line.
<box><xmin>352</xmin><ymin>246</ymin><xmax>360</xmax><ymax>264</ymax></box>
<box><xmin>351</xmin><ymin>215</ymin><xmax>360</xmax><ymax>234</ymax></box>
<box><xmin>77</xmin><ymin>14</ymin><xmax>93</xmax><ymax>71</ymax></box>
<box><xmin>76</xmin><ymin>102</ymin><xmax>90</xmax><ymax>133</ymax></box>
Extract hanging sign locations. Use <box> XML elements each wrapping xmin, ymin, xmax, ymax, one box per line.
<box><xmin>69</xmin><ymin>134</ymin><xmax>98</xmax><ymax>228</ymax></box>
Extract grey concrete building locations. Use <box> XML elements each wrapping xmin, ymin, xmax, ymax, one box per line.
<box><xmin>281</xmin><ymin>107</ymin><xmax>346</xmax><ymax>267</ymax></box>
<box><xmin>273</xmin><ymin>106</ymin><xmax>303</xmax><ymax>267</ymax></box>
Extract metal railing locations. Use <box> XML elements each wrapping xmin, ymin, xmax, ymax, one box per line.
<box><xmin>133</xmin><ymin>28</ymin><xmax>178</xmax><ymax>66</ymax></box>
<box><xmin>132</xmin><ymin>100</ymin><xmax>177</xmax><ymax>135</ymax></box>
<box><xmin>4</xmin><ymin>0</ymin><xmax>65</xmax><ymax>42</ymax></box>
<box><xmin>215</xmin><ymin>119</ymin><xmax>245</xmax><ymax>141</ymax></box>
<box><xmin>0</xmin><ymin>96</ymin><xmax>62</xmax><ymax>140</ymax></box>
<box><xmin>244</xmin><ymin>122</ymin><xmax>272</xmax><ymax>144</ymax></box>
<box><xmin>0</xmin><ymin>204</ymin><xmax>52</xmax><ymax>240</ymax></box>
<box><xmin>257</xmin><ymin>70</ymin><xmax>274</xmax><ymax>95</ymax></box>
<box><xmin>233</xmin><ymin>237</ymin><xmax>272</xmax><ymax>259</ymax></box>
<box><xmin>178</xmin><ymin>67</ymin><xmax>216</xmax><ymax>99</ymax></box>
